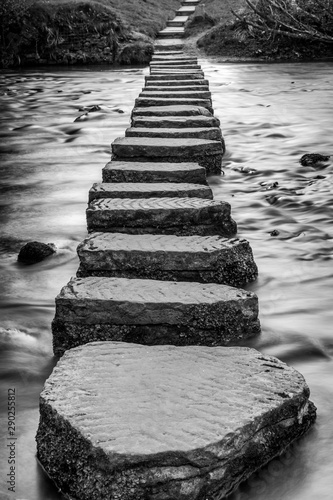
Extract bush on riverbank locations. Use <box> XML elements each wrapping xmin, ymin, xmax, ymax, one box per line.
<box><xmin>0</xmin><ymin>0</ymin><xmax>180</xmax><ymax>68</ymax></box>
<box><xmin>196</xmin><ymin>0</ymin><xmax>333</xmax><ymax>60</ymax></box>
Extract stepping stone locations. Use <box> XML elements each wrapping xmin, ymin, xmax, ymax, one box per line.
<box><xmin>131</xmin><ymin>115</ymin><xmax>220</xmax><ymax>129</ymax></box>
<box><xmin>37</xmin><ymin>342</ymin><xmax>316</xmax><ymax>500</ymax></box>
<box><xmin>111</xmin><ymin>137</ymin><xmax>222</xmax><ymax>174</ymax></box>
<box><xmin>132</xmin><ymin>105</ymin><xmax>212</xmax><ymax>117</ymax></box>
<box><xmin>150</xmin><ymin>64</ymin><xmax>201</xmax><ymax>70</ymax></box>
<box><xmin>134</xmin><ymin>97</ymin><xmax>213</xmax><ymax>114</ymax></box>
<box><xmin>143</xmin><ymin>85</ymin><xmax>210</xmax><ymax>92</ymax></box>
<box><xmin>154</xmin><ymin>41</ymin><xmax>184</xmax><ymax>51</ymax></box>
<box><xmin>177</xmin><ymin>6</ymin><xmax>196</xmax><ymax>14</ymax></box>
<box><xmin>125</xmin><ymin>126</ymin><xmax>222</xmax><ymax>141</ymax></box>
<box><xmin>168</xmin><ymin>18</ymin><xmax>189</xmax><ymax>27</ymax></box>
<box><xmin>150</xmin><ymin>69</ymin><xmax>204</xmax><ymax>76</ymax></box>
<box><xmin>158</xmin><ymin>29</ymin><xmax>185</xmax><ymax>38</ymax></box>
<box><xmin>152</xmin><ymin>51</ymin><xmax>185</xmax><ymax>57</ymax></box>
<box><xmin>146</xmin><ymin>73</ymin><xmax>205</xmax><ymax>81</ymax></box>
<box><xmin>102</xmin><ymin>161</ymin><xmax>207</xmax><ymax>184</ymax></box>
<box><xmin>51</xmin><ymin>278</ymin><xmax>260</xmax><ymax>355</ymax></box>
<box><xmin>140</xmin><ymin>90</ymin><xmax>211</xmax><ymax>99</ymax></box>
<box><xmin>150</xmin><ymin>59</ymin><xmax>198</xmax><ymax>65</ymax></box>
<box><xmin>145</xmin><ymin>79</ymin><xmax>209</xmax><ymax>87</ymax></box>
<box><xmin>86</xmin><ymin>197</ymin><xmax>236</xmax><ymax>236</ymax></box>
<box><xmin>88</xmin><ymin>182</ymin><xmax>213</xmax><ymax>202</ymax></box>
<box><xmin>77</xmin><ymin>232</ymin><xmax>258</xmax><ymax>286</ymax></box>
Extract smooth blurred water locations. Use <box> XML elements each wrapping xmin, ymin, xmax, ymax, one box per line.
<box><xmin>0</xmin><ymin>61</ymin><xmax>332</xmax><ymax>499</ymax></box>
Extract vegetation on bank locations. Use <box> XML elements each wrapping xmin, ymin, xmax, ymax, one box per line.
<box><xmin>194</xmin><ymin>0</ymin><xmax>333</xmax><ymax>60</ymax></box>
<box><xmin>0</xmin><ymin>0</ymin><xmax>180</xmax><ymax>68</ymax></box>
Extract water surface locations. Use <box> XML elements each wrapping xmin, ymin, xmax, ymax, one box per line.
<box><xmin>0</xmin><ymin>61</ymin><xmax>332</xmax><ymax>499</ymax></box>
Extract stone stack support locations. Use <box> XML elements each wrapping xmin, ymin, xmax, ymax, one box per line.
<box><xmin>37</xmin><ymin>1</ymin><xmax>316</xmax><ymax>499</ymax></box>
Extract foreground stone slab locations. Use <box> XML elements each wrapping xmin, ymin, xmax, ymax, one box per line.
<box><xmin>86</xmin><ymin>197</ymin><xmax>237</xmax><ymax>236</ymax></box>
<box><xmin>132</xmin><ymin>115</ymin><xmax>220</xmax><ymax>129</ymax></box>
<box><xmin>111</xmin><ymin>136</ymin><xmax>222</xmax><ymax>174</ymax></box>
<box><xmin>88</xmin><ymin>182</ymin><xmax>213</xmax><ymax>202</ymax></box>
<box><xmin>125</xmin><ymin>126</ymin><xmax>222</xmax><ymax>141</ymax></box>
<box><xmin>150</xmin><ymin>57</ymin><xmax>198</xmax><ymax>64</ymax></box>
<box><xmin>37</xmin><ymin>342</ymin><xmax>316</xmax><ymax>500</ymax></box>
<box><xmin>52</xmin><ymin>278</ymin><xmax>259</xmax><ymax>355</ymax></box>
<box><xmin>77</xmin><ymin>232</ymin><xmax>258</xmax><ymax>286</ymax></box>
<box><xmin>102</xmin><ymin>161</ymin><xmax>207</xmax><ymax>184</ymax></box>
<box><xmin>135</xmin><ymin>97</ymin><xmax>213</xmax><ymax>114</ymax></box>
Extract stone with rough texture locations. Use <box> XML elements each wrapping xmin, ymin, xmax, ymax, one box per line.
<box><xmin>18</xmin><ymin>241</ymin><xmax>56</xmax><ymax>264</ymax></box>
<box><xmin>131</xmin><ymin>115</ymin><xmax>220</xmax><ymax>129</ymax></box>
<box><xmin>37</xmin><ymin>342</ymin><xmax>316</xmax><ymax>500</ymax></box>
<box><xmin>111</xmin><ymin>136</ymin><xmax>222</xmax><ymax>174</ymax></box>
<box><xmin>88</xmin><ymin>182</ymin><xmax>213</xmax><ymax>202</ymax></box>
<box><xmin>143</xmin><ymin>85</ymin><xmax>210</xmax><ymax>92</ymax></box>
<box><xmin>132</xmin><ymin>105</ymin><xmax>212</xmax><ymax>117</ymax></box>
<box><xmin>102</xmin><ymin>161</ymin><xmax>207</xmax><ymax>184</ymax></box>
<box><xmin>145</xmin><ymin>79</ymin><xmax>209</xmax><ymax>86</ymax></box>
<box><xmin>86</xmin><ymin>197</ymin><xmax>237</xmax><ymax>236</ymax></box>
<box><xmin>125</xmin><ymin>126</ymin><xmax>222</xmax><ymax>141</ymax></box>
<box><xmin>146</xmin><ymin>74</ymin><xmax>206</xmax><ymax>82</ymax></box>
<box><xmin>52</xmin><ymin>277</ymin><xmax>260</xmax><ymax>355</ymax></box>
<box><xmin>134</xmin><ymin>97</ymin><xmax>213</xmax><ymax>114</ymax></box>
<box><xmin>77</xmin><ymin>232</ymin><xmax>258</xmax><ymax>286</ymax></box>
<box><xmin>140</xmin><ymin>89</ymin><xmax>211</xmax><ymax>99</ymax></box>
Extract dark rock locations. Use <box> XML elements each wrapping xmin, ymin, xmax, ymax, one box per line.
<box><xmin>299</xmin><ymin>153</ymin><xmax>330</xmax><ymax>166</ymax></box>
<box><xmin>18</xmin><ymin>241</ymin><xmax>56</xmax><ymax>264</ymax></box>
<box><xmin>270</xmin><ymin>230</ymin><xmax>280</xmax><ymax>237</ymax></box>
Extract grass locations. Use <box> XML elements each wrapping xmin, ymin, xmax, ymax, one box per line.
<box><xmin>38</xmin><ymin>0</ymin><xmax>182</xmax><ymax>37</ymax></box>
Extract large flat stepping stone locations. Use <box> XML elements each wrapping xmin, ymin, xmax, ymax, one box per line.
<box><xmin>111</xmin><ymin>136</ymin><xmax>222</xmax><ymax>174</ymax></box>
<box><xmin>158</xmin><ymin>28</ymin><xmax>185</xmax><ymax>38</ymax></box>
<box><xmin>125</xmin><ymin>126</ymin><xmax>222</xmax><ymax>141</ymax></box>
<box><xmin>152</xmin><ymin>55</ymin><xmax>198</xmax><ymax>61</ymax></box>
<box><xmin>135</xmin><ymin>97</ymin><xmax>213</xmax><ymax>114</ymax></box>
<box><xmin>167</xmin><ymin>16</ymin><xmax>189</xmax><ymax>27</ymax></box>
<box><xmin>177</xmin><ymin>5</ymin><xmax>196</xmax><ymax>14</ymax></box>
<box><xmin>146</xmin><ymin>73</ymin><xmax>205</xmax><ymax>81</ymax></box>
<box><xmin>77</xmin><ymin>232</ymin><xmax>258</xmax><ymax>286</ymax></box>
<box><xmin>154</xmin><ymin>41</ymin><xmax>184</xmax><ymax>51</ymax></box>
<box><xmin>132</xmin><ymin>115</ymin><xmax>220</xmax><ymax>129</ymax></box>
<box><xmin>143</xmin><ymin>85</ymin><xmax>210</xmax><ymax>92</ymax></box>
<box><xmin>145</xmin><ymin>78</ymin><xmax>209</xmax><ymax>86</ymax></box>
<box><xmin>150</xmin><ymin>63</ymin><xmax>201</xmax><ymax>69</ymax></box>
<box><xmin>86</xmin><ymin>197</ymin><xmax>237</xmax><ymax>236</ymax></box>
<box><xmin>51</xmin><ymin>277</ymin><xmax>260</xmax><ymax>355</ymax></box>
<box><xmin>140</xmin><ymin>89</ymin><xmax>211</xmax><ymax>99</ymax></box>
<box><xmin>150</xmin><ymin>69</ymin><xmax>204</xmax><ymax>76</ymax></box>
<box><xmin>102</xmin><ymin>161</ymin><xmax>207</xmax><ymax>184</ymax></box>
<box><xmin>88</xmin><ymin>182</ymin><xmax>213</xmax><ymax>202</ymax></box>
<box><xmin>132</xmin><ymin>105</ymin><xmax>212</xmax><ymax>117</ymax></box>
<box><xmin>37</xmin><ymin>342</ymin><xmax>316</xmax><ymax>500</ymax></box>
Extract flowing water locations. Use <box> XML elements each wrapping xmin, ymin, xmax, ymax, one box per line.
<box><xmin>0</xmin><ymin>60</ymin><xmax>332</xmax><ymax>499</ymax></box>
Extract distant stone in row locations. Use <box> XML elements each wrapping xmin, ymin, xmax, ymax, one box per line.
<box><xmin>52</xmin><ymin>277</ymin><xmax>260</xmax><ymax>356</ymax></box>
<box><xmin>102</xmin><ymin>161</ymin><xmax>207</xmax><ymax>184</ymax></box>
<box><xmin>125</xmin><ymin>126</ymin><xmax>222</xmax><ymax>141</ymax></box>
<box><xmin>88</xmin><ymin>182</ymin><xmax>213</xmax><ymax>202</ymax></box>
<box><xmin>77</xmin><ymin>232</ymin><xmax>258</xmax><ymax>286</ymax></box>
<box><xmin>37</xmin><ymin>342</ymin><xmax>316</xmax><ymax>500</ymax></box>
<box><xmin>135</xmin><ymin>97</ymin><xmax>213</xmax><ymax>114</ymax></box>
<box><xmin>86</xmin><ymin>197</ymin><xmax>237</xmax><ymax>236</ymax></box>
<box><xmin>145</xmin><ymin>78</ymin><xmax>209</xmax><ymax>86</ymax></box>
<box><xmin>131</xmin><ymin>114</ymin><xmax>220</xmax><ymax>129</ymax></box>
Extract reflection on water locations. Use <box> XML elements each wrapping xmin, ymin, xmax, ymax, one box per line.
<box><xmin>0</xmin><ymin>62</ymin><xmax>332</xmax><ymax>499</ymax></box>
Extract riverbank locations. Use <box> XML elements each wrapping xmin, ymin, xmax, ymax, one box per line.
<box><xmin>0</xmin><ymin>0</ymin><xmax>180</xmax><ymax>68</ymax></box>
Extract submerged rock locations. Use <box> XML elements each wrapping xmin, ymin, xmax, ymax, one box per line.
<box><xmin>299</xmin><ymin>153</ymin><xmax>330</xmax><ymax>166</ymax></box>
<box><xmin>17</xmin><ymin>241</ymin><xmax>56</xmax><ymax>264</ymax></box>
<box><xmin>36</xmin><ymin>342</ymin><xmax>316</xmax><ymax>500</ymax></box>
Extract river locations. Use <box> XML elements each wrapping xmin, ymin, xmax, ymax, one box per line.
<box><xmin>0</xmin><ymin>60</ymin><xmax>332</xmax><ymax>499</ymax></box>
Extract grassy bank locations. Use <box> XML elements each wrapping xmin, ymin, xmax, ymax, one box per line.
<box><xmin>187</xmin><ymin>0</ymin><xmax>333</xmax><ymax>61</ymax></box>
<box><xmin>0</xmin><ymin>0</ymin><xmax>180</xmax><ymax>68</ymax></box>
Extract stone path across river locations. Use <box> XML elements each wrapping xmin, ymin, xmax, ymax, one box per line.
<box><xmin>37</xmin><ymin>1</ymin><xmax>316</xmax><ymax>498</ymax></box>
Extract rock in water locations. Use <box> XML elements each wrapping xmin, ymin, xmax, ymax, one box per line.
<box><xmin>36</xmin><ymin>342</ymin><xmax>316</xmax><ymax>500</ymax></box>
<box><xmin>17</xmin><ymin>241</ymin><xmax>56</xmax><ymax>264</ymax></box>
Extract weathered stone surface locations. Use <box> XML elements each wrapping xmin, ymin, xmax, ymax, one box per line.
<box><xmin>150</xmin><ymin>64</ymin><xmax>201</xmax><ymax>70</ymax></box>
<box><xmin>143</xmin><ymin>85</ymin><xmax>210</xmax><ymax>92</ymax></box>
<box><xmin>146</xmin><ymin>74</ymin><xmax>205</xmax><ymax>81</ymax></box>
<box><xmin>52</xmin><ymin>277</ymin><xmax>260</xmax><ymax>355</ymax></box>
<box><xmin>157</xmin><ymin>28</ymin><xmax>185</xmax><ymax>38</ymax></box>
<box><xmin>178</xmin><ymin>5</ymin><xmax>196</xmax><ymax>13</ymax></box>
<box><xmin>17</xmin><ymin>241</ymin><xmax>56</xmax><ymax>264</ymax></box>
<box><xmin>36</xmin><ymin>342</ymin><xmax>316</xmax><ymax>500</ymax></box>
<box><xmin>150</xmin><ymin>58</ymin><xmax>198</xmax><ymax>64</ymax></box>
<box><xmin>112</xmin><ymin>136</ymin><xmax>221</xmax><ymax>158</ymax></box>
<box><xmin>132</xmin><ymin>105</ymin><xmax>212</xmax><ymax>118</ymax></box>
<box><xmin>154</xmin><ymin>41</ymin><xmax>184</xmax><ymax>51</ymax></box>
<box><xmin>145</xmin><ymin>78</ymin><xmax>209</xmax><ymax>86</ymax></box>
<box><xmin>111</xmin><ymin>136</ymin><xmax>222</xmax><ymax>174</ymax></box>
<box><xmin>77</xmin><ymin>232</ymin><xmax>258</xmax><ymax>286</ymax></box>
<box><xmin>135</xmin><ymin>97</ymin><xmax>213</xmax><ymax>114</ymax></box>
<box><xmin>86</xmin><ymin>197</ymin><xmax>237</xmax><ymax>236</ymax></box>
<box><xmin>88</xmin><ymin>182</ymin><xmax>213</xmax><ymax>202</ymax></box>
<box><xmin>167</xmin><ymin>16</ymin><xmax>189</xmax><ymax>27</ymax></box>
<box><xmin>125</xmin><ymin>126</ymin><xmax>222</xmax><ymax>141</ymax></box>
<box><xmin>140</xmin><ymin>90</ymin><xmax>211</xmax><ymax>99</ymax></box>
<box><xmin>132</xmin><ymin>115</ymin><xmax>220</xmax><ymax>129</ymax></box>
<box><xmin>150</xmin><ymin>69</ymin><xmax>204</xmax><ymax>76</ymax></box>
<box><xmin>102</xmin><ymin>161</ymin><xmax>207</xmax><ymax>184</ymax></box>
